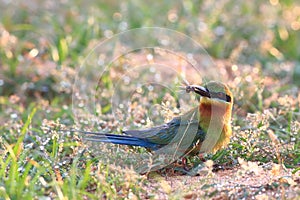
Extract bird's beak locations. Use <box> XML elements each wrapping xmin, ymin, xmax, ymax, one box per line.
<box><xmin>186</xmin><ymin>85</ymin><xmax>210</xmax><ymax>98</ymax></box>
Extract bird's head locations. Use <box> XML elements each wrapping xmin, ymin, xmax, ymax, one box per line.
<box><xmin>186</xmin><ymin>81</ymin><xmax>233</xmax><ymax>153</ymax></box>
<box><xmin>186</xmin><ymin>81</ymin><xmax>233</xmax><ymax>113</ymax></box>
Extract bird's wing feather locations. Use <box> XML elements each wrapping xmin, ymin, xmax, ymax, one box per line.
<box><xmin>82</xmin><ymin>132</ymin><xmax>160</xmax><ymax>149</ymax></box>
<box><xmin>124</xmin><ymin>108</ymin><xmax>201</xmax><ymax>145</ymax></box>
<box><xmin>76</xmin><ymin>107</ymin><xmax>205</xmax><ymax>152</ymax></box>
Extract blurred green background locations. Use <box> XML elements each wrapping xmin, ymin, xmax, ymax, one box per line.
<box><xmin>1</xmin><ymin>0</ymin><xmax>300</xmax><ymax>99</ymax></box>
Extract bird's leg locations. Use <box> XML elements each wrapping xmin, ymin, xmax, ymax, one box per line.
<box><xmin>169</xmin><ymin>157</ymin><xmax>193</xmax><ymax>175</ymax></box>
<box><xmin>181</xmin><ymin>157</ymin><xmax>189</xmax><ymax>171</ymax></box>
<box><xmin>198</xmin><ymin>153</ymin><xmax>206</xmax><ymax>162</ymax></box>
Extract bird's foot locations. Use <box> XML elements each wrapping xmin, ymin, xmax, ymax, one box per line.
<box><xmin>198</xmin><ymin>153</ymin><xmax>206</xmax><ymax>162</ymax></box>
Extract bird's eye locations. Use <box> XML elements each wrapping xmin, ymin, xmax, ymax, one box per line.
<box><xmin>217</xmin><ymin>92</ymin><xmax>224</xmax><ymax>98</ymax></box>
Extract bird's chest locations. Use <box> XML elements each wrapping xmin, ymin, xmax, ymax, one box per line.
<box><xmin>198</xmin><ymin>103</ymin><xmax>229</xmax><ymax>152</ymax></box>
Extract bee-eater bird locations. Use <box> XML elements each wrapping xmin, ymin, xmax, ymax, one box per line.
<box><xmin>80</xmin><ymin>81</ymin><xmax>233</xmax><ymax>157</ymax></box>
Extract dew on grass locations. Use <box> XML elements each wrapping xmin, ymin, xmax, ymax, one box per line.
<box><xmin>10</xmin><ymin>113</ymin><xmax>18</xmax><ymax>119</ymax></box>
<box><xmin>123</xmin><ymin>76</ymin><xmax>130</xmax><ymax>84</ymax></box>
<box><xmin>146</xmin><ymin>54</ymin><xmax>153</xmax><ymax>61</ymax></box>
<box><xmin>18</xmin><ymin>166</ymin><xmax>25</xmax><ymax>173</ymax></box>
<box><xmin>78</xmin><ymin>102</ymin><xmax>84</xmax><ymax>108</ymax></box>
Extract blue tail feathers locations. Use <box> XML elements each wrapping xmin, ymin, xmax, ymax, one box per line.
<box><xmin>78</xmin><ymin>130</ymin><xmax>160</xmax><ymax>150</ymax></box>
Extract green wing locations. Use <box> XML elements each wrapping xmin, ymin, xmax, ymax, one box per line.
<box><xmin>124</xmin><ymin>108</ymin><xmax>205</xmax><ymax>147</ymax></box>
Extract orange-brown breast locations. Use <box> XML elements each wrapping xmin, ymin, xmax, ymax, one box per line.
<box><xmin>198</xmin><ymin>99</ymin><xmax>232</xmax><ymax>152</ymax></box>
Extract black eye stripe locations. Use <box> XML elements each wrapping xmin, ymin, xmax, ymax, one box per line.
<box><xmin>210</xmin><ymin>92</ymin><xmax>231</xmax><ymax>102</ymax></box>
